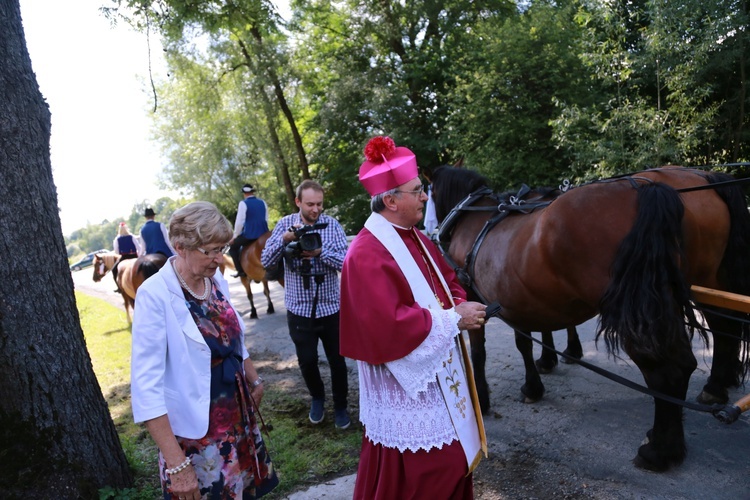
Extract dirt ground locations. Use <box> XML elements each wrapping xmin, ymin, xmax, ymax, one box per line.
<box><xmin>72</xmin><ymin>270</ymin><xmax>750</xmax><ymax>499</ymax></box>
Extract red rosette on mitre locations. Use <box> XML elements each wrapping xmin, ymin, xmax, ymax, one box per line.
<box><xmin>358</xmin><ymin>135</ymin><xmax>418</xmax><ymax>196</ymax></box>
<box><xmin>364</xmin><ymin>136</ymin><xmax>396</xmax><ymax>163</ymax></box>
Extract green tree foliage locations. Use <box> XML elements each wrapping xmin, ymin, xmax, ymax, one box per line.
<box><xmin>552</xmin><ymin>0</ymin><xmax>750</xmax><ymax>178</ymax></box>
<box><xmin>105</xmin><ymin>0</ymin><xmax>308</xmax><ymax>214</ymax></box>
<box><xmin>151</xmin><ymin>50</ymin><xmax>270</xmax><ymax>218</ymax></box>
<box><xmin>445</xmin><ymin>0</ymin><xmax>594</xmax><ymax>189</ymax></box>
<box><xmin>290</xmin><ymin>0</ymin><xmax>516</xmax><ymax>230</ymax></box>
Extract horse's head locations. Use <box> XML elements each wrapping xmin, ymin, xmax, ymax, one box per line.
<box><xmin>92</xmin><ymin>254</ymin><xmax>107</xmax><ymax>282</ymax></box>
<box><xmin>92</xmin><ymin>253</ymin><xmax>118</xmax><ymax>282</ymax></box>
<box><xmin>430</xmin><ymin>166</ymin><xmax>490</xmax><ymax>223</ymax></box>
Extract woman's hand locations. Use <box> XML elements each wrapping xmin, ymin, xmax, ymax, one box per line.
<box><xmin>168</xmin><ymin>461</ymin><xmax>200</xmax><ymax>499</ymax></box>
<box><xmin>250</xmin><ymin>380</ymin><xmax>265</xmax><ymax>409</ymax></box>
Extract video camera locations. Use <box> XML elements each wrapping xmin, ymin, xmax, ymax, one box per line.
<box><xmin>283</xmin><ymin>222</ymin><xmax>329</xmax><ymax>260</ymax></box>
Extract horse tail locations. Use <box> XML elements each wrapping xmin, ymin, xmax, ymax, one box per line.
<box><xmin>705</xmin><ymin>173</ymin><xmax>750</xmax><ymax>295</ymax></box>
<box><xmin>704</xmin><ymin>173</ymin><xmax>750</xmax><ymax>382</ymax></box>
<box><xmin>598</xmin><ymin>182</ymin><xmax>696</xmax><ymax>361</ymax></box>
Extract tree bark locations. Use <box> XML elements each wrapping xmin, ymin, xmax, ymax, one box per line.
<box><xmin>0</xmin><ymin>0</ymin><xmax>133</xmax><ymax>496</ymax></box>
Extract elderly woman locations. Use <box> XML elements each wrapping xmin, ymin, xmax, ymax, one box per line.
<box><xmin>131</xmin><ymin>201</ymin><xmax>278</xmax><ymax>499</ymax></box>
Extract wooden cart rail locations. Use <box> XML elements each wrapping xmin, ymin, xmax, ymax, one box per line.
<box><xmin>690</xmin><ymin>285</ymin><xmax>750</xmax><ymax>423</ymax></box>
<box><xmin>691</xmin><ymin>285</ymin><xmax>750</xmax><ymax>314</ymax></box>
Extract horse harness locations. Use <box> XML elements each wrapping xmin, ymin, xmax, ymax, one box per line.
<box><xmin>436</xmin><ymin>184</ymin><xmax>557</xmax><ymax>308</ymax></box>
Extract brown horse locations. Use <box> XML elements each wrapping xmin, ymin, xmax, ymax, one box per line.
<box><xmin>93</xmin><ymin>253</ymin><xmax>167</xmax><ymax>321</ymax></box>
<box><xmin>431</xmin><ymin>165</ymin><xmax>750</xmax><ymax>471</ymax></box>
<box><xmin>223</xmin><ymin>232</ymin><xmax>283</xmax><ymax>319</ymax></box>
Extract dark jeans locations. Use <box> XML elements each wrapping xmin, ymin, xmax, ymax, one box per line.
<box><xmin>287</xmin><ymin>311</ymin><xmax>348</xmax><ymax>410</ymax></box>
<box><xmin>228</xmin><ymin>235</ymin><xmax>257</xmax><ymax>274</ymax></box>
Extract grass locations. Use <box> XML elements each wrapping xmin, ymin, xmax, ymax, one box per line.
<box><xmin>76</xmin><ymin>291</ymin><xmax>362</xmax><ymax>499</ymax></box>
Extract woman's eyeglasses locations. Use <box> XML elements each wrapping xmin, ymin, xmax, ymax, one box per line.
<box><xmin>196</xmin><ymin>244</ymin><xmax>230</xmax><ymax>257</ymax></box>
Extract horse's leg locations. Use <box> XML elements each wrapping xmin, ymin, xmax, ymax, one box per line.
<box><xmin>241</xmin><ymin>277</ymin><xmax>258</xmax><ymax>319</ymax></box>
<box><xmin>122</xmin><ymin>292</ymin><xmax>133</xmax><ymax>324</ymax></box>
<box><xmin>263</xmin><ymin>279</ymin><xmax>275</xmax><ymax>315</ymax></box>
<box><xmin>561</xmin><ymin>325</ymin><xmax>583</xmax><ymax>364</ymax></box>
<box><xmin>536</xmin><ymin>331</ymin><xmax>558</xmax><ymax>374</ymax></box>
<box><xmin>515</xmin><ymin>329</ymin><xmax>544</xmax><ymax>403</ymax></box>
<box><xmin>469</xmin><ymin>327</ymin><xmax>490</xmax><ymax>413</ymax></box>
<box><xmin>697</xmin><ymin>308</ymin><xmax>742</xmax><ymax>405</ymax></box>
<box><xmin>630</xmin><ymin>340</ymin><xmax>697</xmax><ymax>471</ymax></box>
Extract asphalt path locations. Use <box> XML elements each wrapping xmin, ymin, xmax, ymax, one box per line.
<box><xmin>71</xmin><ymin>268</ymin><xmax>750</xmax><ymax>499</ymax></box>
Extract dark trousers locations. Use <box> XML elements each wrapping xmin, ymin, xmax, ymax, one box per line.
<box><xmin>287</xmin><ymin>311</ymin><xmax>348</xmax><ymax>410</ymax></box>
<box><xmin>228</xmin><ymin>235</ymin><xmax>256</xmax><ymax>274</ymax></box>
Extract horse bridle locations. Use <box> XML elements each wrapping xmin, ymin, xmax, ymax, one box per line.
<box><xmin>436</xmin><ymin>184</ymin><xmax>555</xmax><ymax>309</ymax></box>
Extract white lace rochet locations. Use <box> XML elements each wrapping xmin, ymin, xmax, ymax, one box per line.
<box><xmin>358</xmin><ymin>307</ymin><xmax>462</xmax><ymax>452</ymax></box>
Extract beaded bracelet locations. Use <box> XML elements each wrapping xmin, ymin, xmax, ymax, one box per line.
<box><xmin>251</xmin><ymin>376</ymin><xmax>265</xmax><ymax>388</ymax></box>
<box><xmin>165</xmin><ymin>456</ymin><xmax>191</xmax><ymax>475</ymax></box>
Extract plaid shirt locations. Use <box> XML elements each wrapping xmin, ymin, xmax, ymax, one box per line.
<box><xmin>261</xmin><ymin>213</ymin><xmax>348</xmax><ymax>318</ymax></box>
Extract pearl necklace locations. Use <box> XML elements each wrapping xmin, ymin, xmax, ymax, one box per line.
<box><xmin>173</xmin><ymin>262</ymin><xmax>211</xmax><ymax>301</ymax></box>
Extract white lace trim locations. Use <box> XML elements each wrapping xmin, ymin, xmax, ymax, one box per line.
<box><xmin>359</xmin><ymin>308</ymin><xmax>461</xmax><ymax>452</ymax></box>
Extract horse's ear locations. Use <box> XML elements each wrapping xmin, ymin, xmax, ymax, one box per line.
<box><xmin>454</xmin><ymin>156</ymin><xmax>465</xmax><ymax>169</ymax></box>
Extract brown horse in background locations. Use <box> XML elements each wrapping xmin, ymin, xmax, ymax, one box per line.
<box><xmin>431</xmin><ymin>165</ymin><xmax>750</xmax><ymax>471</ymax></box>
<box><xmin>223</xmin><ymin>231</ymin><xmax>283</xmax><ymax>319</ymax></box>
<box><xmin>93</xmin><ymin>253</ymin><xmax>167</xmax><ymax>321</ymax></box>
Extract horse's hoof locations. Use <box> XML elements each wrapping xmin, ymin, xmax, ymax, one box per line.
<box><xmin>632</xmin><ymin>445</ymin><xmax>679</xmax><ymax>472</ymax></box>
<box><xmin>267</xmin><ymin>307</ymin><xmax>275</xmax><ymax>314</ymax></box>
<box><xmin>697</xmin><ymin>389</ymin><xmax>728</xmax><ymax>405</ymax></box>
<box><xmin>535</xmin><ymin>359</ymin><xmax>556</xmax><ymax>374</ymax></box>
<box><xmin>520</xmin><ymin>384</ymin><xmax>544</xmax><ymax>403</ymax></box>
<box><xmin>250</xmin><ymin>311</ymin><xmax>259</xmax><ymax>319</ymax></box>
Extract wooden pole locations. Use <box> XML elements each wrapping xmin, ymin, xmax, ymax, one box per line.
<box><xmin>690</xmin><ymin>285</ymin><xmax>750</xmax><ymax>314</ymax></box>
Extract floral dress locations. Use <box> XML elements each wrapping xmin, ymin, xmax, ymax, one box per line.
<box><xmin>159</xmin><ymin>281</ymin><xmax>279</xmax><ymax>499</ymax></box>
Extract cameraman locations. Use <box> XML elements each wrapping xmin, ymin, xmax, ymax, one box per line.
<box><xmin>261</xmin><ymin>180</ymin><xmax>351</xmax><ymax>429</ymax></box>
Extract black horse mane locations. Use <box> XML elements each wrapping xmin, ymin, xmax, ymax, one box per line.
<box><xmin>430</xmin><ymin>166</ymin><xmax>489</xmax><ymax>223</ymax></box>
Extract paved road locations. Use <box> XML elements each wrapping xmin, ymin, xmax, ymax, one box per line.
<box><xmin>71</xmin><ymin>269</ymin><xmax>750</xmax><ymax>499</ymax></box>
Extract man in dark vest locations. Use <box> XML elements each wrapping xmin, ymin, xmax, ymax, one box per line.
<box><xmin>139</xmin><ymin>207</ymin><xmax>175</xmax><ymax>257</ymax></box>
<box><xmin>229</xmin><ymin>183</ymin><xmax>269</xmax><ymax>277</ymax></box>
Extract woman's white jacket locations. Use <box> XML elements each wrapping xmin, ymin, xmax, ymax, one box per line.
<box><xmin>130</xmin><ymin>258</ymin><xmax>247</xmax><ymax>438</ymax></box>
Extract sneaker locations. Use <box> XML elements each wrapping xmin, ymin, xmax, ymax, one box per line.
<box><xmin>309</xmin><ymin>399</ymin><xmax>324</xmax><ymax>424</ymax></box>
<box><xmin>334</xmin><ymin>408</ymin><xmax>351</xmax><ymax>429</ymax></box>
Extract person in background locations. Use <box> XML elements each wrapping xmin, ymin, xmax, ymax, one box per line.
<box><xmin>112</xmin><ymin>222</ymin><xmax>142</xmax><ymax>292</ymax></box>
<box><xmin>131</xmin><ymin>201</ymin><xmax>278</xmax><ymax>499</ymax></box>
<box><xmin>340</xmin><ymin>136</ymin><xmax>488</xmax><ymax>499</ymax></box>
<box><xmin>229</xmin><ymin>183</ymin><xmax>269</xmax><ymax>278</ymax></box>
<box><xmin>140</xmin><ymin>207</ymin><xmax>175</xmax><ymax>257</ymax></box>
<box><xmin>260</xmin><ymin>180</ymin><xmax>351</xmax><ymax>429</ymax></box>
<box><xmin>423</xmin><ymin>184</ymin><xmax>439</xmax><ymax>237</ymax></box>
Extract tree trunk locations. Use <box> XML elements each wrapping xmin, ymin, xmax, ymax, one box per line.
<box><xmin>249</xmin><ymin>25</ymin><xmax>311</xmax><ymax>180</ymax></box>
<box><xmin>0</xmin><ymin>0</ymin><xmax>133</xmax><ymax>496</ymax></box>
<box><xmin>237</xmin><ymin>38</ymin><xmax>297</xmax><ymax>207</ymax></box>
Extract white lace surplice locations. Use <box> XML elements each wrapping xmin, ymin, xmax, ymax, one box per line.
<box><xmin>358</xmin><ymin>307</ymin><xmax>461</xmax><ymax>452</ymax></box>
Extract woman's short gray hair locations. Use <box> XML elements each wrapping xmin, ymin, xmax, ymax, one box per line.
<box><xmin>370</xmin><ymin>187</ymin><xmax>400</xmax><ymax>213</ymax></box>
<box><xmin>169</xmin><ymin>201</ymin><xmax>233</xmax><ymax>250</ymax></box>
